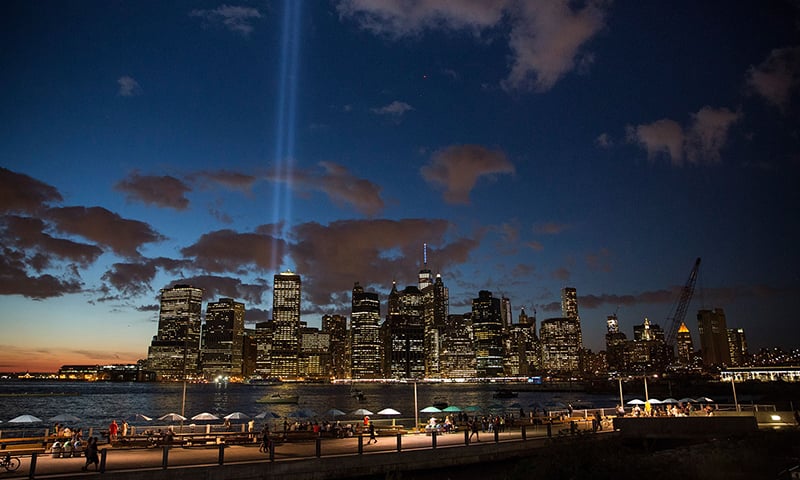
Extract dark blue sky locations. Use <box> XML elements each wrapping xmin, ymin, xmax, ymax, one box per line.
<box><xmin>2</xmin><ymin>1</ymin><xmax>799</xmax><ymax>371</ymax></box>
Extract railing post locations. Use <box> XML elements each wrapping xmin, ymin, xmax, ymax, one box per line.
<box><xmin>357</xmin><ymin>435</ymin><xmax>363</xmax><ymax>455</ymax></box>
<box><xmin>315</xmin><ymin>438</ymin><xmax>321</xmax><ymax>458</ymax></box>
<box><xmin>546</xmin><ymin>423</ymin><xmax>552</xmax><ymax>438</ymax></box>
<box><xmin>218</xmin><ymin>444</ymin><xmax>225</xmax><ymax>465</ymax></box>
<box><xmin>521</xmin><ymin>425</ymin><xmax>527</xmax><ymax>441</ymax></box>
<box><xmin>162</xmin><ymin>446</ymin><xmax>169</xmax><ymax>469</ymax></box>
<box><xmin>268</xmin><ymin>440</ymin><xmax>275</xmax><ymax>462</ymax></box>
<box><xmin>431</xmin><ymin>431</ymin><xmax>437</xmax><ymax>449</ymax></box>
<box><xmin>99</xmin><ymin>448</ymin><xmax>107</xmax><ymax>473</ymax></box>
<box><xmin>29</xmin><ymin>452</ymin><xmax>37</xmax><ymax>479</ymax></box>
<box><xmin>493</xmin><ymin>428</ymin><xmax>499</xmax><ymax>443</ymax></box>
<box><xmin>396</xmin><ymin>433</ymin><xmax>402</xmax><ymax>452</ymax></box>
<box><xmin>464</xmin><ymin>429</ymin><xmax>469</xmax><ymax>445</ymax></box>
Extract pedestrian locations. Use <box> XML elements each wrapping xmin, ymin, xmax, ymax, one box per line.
<box><xmin>108</xmin><ymin>420</ymin><xmax>119</xmax><ymax>442</ymax></box>
<box><xmin>259</xmin><ymin>425</ymin><xmax>271</xmax><ymax>453</ymax></box>
<box><xmin>81</xmin><ymin>437</ymin><xmax>99</xmax><ymax>471</ymax></box>
<box><xmin>366</xmin><ymin>421</ymin><xmax>377</xmax><ymax>444</ymax></box>
<box><xmin>122</xmin><ymin>420</ymin><xmax>129</xmax><ymax>437</ymax></box>
<box><xmin>469</xmin><ymin>419</ymin><xmax>480</xmax><ymax>442</ymax></box>
<box><xmin>594</xmin><ymin>411</ymin><xmax>603</xmax><ymax>431</ymax></box>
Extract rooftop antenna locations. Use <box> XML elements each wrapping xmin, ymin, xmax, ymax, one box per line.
<box><xmin>423</xmin><ymin>242</ymin><xmax>427</xmax><ymax>267</ymax></box>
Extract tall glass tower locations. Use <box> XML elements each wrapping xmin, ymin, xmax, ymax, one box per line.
<box><xmin>350</xmin><ymin>282</ymin><xmax>382</xmax><ymax>379</ymax></box>
<box><xmin>147</xmin><ymin>284</ymin><xmax>204</xmax><ymax>381</ymax></box>
<box><xmin>271</xmin><ymin>270</ymin><xmax>301</xmax><ymax>379</ymax></box>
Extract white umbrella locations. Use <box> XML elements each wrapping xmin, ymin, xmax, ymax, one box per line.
<box><xmin>648</xmin><ymin>398</ymin><xmax>663</xmax><ymax>404</ymax></box>
<box><xmin>255</xmin><ymin>410</ymin><xmax>280</xmax><ymax>419</ymax></box>
<box><xmin>661</xmin><ymin>398</ymin><xmax>679</xmax><ymax>404</ymax></box>
<box><xmin>158</xmin><ymin>413</ymin><xmax>187</xmax><ymax>422</ymax></box>
<box><xmin>8</xmin><ymin>414</ymin><xmax>42</xmax><ymax>424</ymax></box>
<box><xmin>223</xmin><ymin>412</ymin><xmax>249</xmax><ymax>421</ymax></box>
<box><xmin>325</xmin><ymin>408</ymin><xmax>347</xmax><ymax>417</ymax></box>
<box><xmin>377</xmin><ymin>408</ymin><xmax>401</xmax><ymax>415</ymax></box>
<box><xmin>9</xmin><ymin>414</ymin><xmax>42</xmax><ymax>424</ymax></box>
<box><xmin>694</xmin><ymin>396</ymin><xmax>714</xmax><ymax>403</ymax></box>
<box><xmin>49</xmin><ymin>414</ymin><xmax>81</xmax><ymax>423</ymax></box>
<box><xmin>420</xmin><ymin>406</ymin><xmax>442</xmax><ymax>413</ymax></box>
<box><xmin>191</xmin><ymin>412</ymin><xmax>219</xmax><ymax>421</ymax></box>
<box><xmin>126</xmin><ymin>413</ymin><xmax>153</xmax><ymax>422</ymax></box>
<box><xmin>351</xmin><ymin>408</ymin><xmax>373</xmax><ymax>416</ymax></box>
<box><xmin>626</xmin><ymin>399</ymin><xmax>645</xmax><ymax>405</ymax></box>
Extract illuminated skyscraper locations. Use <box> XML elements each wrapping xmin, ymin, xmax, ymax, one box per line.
<box><xmin>727</xmin><ymin>327</ymin><xmax>748</xmax><ymax>366</ymax></box>
<box><xmin>472</xmin><ymin>290</ymin><xmax>504</xmax><ymax>377</ymax></box>
<box><xmin>271</xmin><ymin>270</ymin><xmax>301</xmax><ymax>379</ymax></box>
<box><xmin>201</xmin><ymin>297</ymin><xmax>245</xmax><ymax>380</ymax></box>
<box><xmin>439</xmin><ymin>313</ymin><xmax>476</xmax><ymax>378</ymax></box>
<box><xmin>350</xmin><ymin>282</ymin><xmax>382</xmax><ymax>379</ymax></box>
<box><xmin>540</xmin><ymin>317</ymin><xmax>582</xmax><ymax>373</ymax></box>
<box><xmin>676</xmin><ymin>321</ymin><xmax>694</xmax><ymax>365</ymax></box>
<box><xmin>322</xmin><ymin>314</ymin><xmax>348</xmax><ymax>379</ymax></box>
<box><xmin>421</xmin><ymin>274</ymin><xmax>448</xmax><ymax>377</ymax></box>
<box><xmin>147</xmin><ymin>284</ymin><xmax>203</xmax><ymax>381</ymax></box>
<box><xmin>561</xmin><ymin>287</ymin><xmax>580</xmax><ymax>322</ymax></box>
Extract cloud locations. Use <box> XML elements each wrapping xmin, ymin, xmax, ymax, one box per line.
<box><xmin>550</xmin><ymin>266</ymin><xmax>570</xmax><ymax>281</ymax></box>
<box><xmin>526</xmin><ymin>240</ymin><xmax>544</xmax><ymax>251</ymax></box>
<box><xmin>420</xmin><ymin>144</ymin><xmax>515</xmax><ymax>204</ymax></box>
<box><xmin>337</xmin><ymin>0</ymin><xmax>608</xmax><ymax>92</ymax></box>
<box><xmin>101</xmin><ymin>257</ymin><xmax>191</xmax><ymax>298</ymax></box>
<box><xmin>503</xmin><ymin>1</ymin><xmax>607</xmax><ymax>92</ymax></box>
<box><xmin>190</xmin><ymin>4</ymin><xmax>263</xmax><ymax>35</ymax></box>
<box><xmin>0</xmin><ymin>250</ymin><xmax>83</xmax><ymax>299</ymax></box>
<box><xmin>0</xmin><ymin>167</ymin><xmax>63</xmax><ymax>214</ymax></box>
<box><xmin>267</xmin><ymin>162</ymin><xmax>385</xmax><ymax>216</ymax></box>
<box><xmin>595</xmin><ymin>133</ymin><xmax>613</xmax><ymax>148</ymax></box>
<box><xmin>181</xmin><ymin>227</ymin><xmax>289</xmax><ymax>273</ymax></box>
<box><xmin>746</xmin><ymin>46</ymin><xmax>800</xmax><ymax>111</ymax></box>
<box><xmin>45</xmin><ymin>206</ymin><xmax>165</xmax><ymax>258</ymax></box>
<box><xmin>115</xmin><ymin>172</ymin><xmax>191</xmax><ymax>210</ymax></box>
<box><xmin>626</xmin><ymin>106</ymin><xmax>741</xmax><ymax>166</ymax></box>
<box><xmin>164</xmin><ymin>275</ymin><xmax>270</xmax><ymax>305</ymax></box>
<box><xmin>190</xmin><ymin>169</ymin><xmax>259</xmax><ymax>193</ymax></box>
<box><xmin>291</xmin><ymin>218</ymin><xmax>482</xmax><ymax>307</ymax></box>
<box><xmin>2</xmin><ymin>215</ymin><xmax>102</xmax><ymax>269</ymax></box>
<box><xmin>585</xmin><ymin>248</ymin><xmax>612</xmax><ymax>272</ymax></box>
<box><xmin>371</xmin><ymin>100</ymin><xmax>414</xmax><ymax>117</ymax></box>
<box><xmin>533</xmin><ymin>222</ymin><xmax>570</xmax><ymax>235</ymax></box>
<box><xmin>117</xmin><ymin>76</ymin><xmax>141</xmax><ymax>96</ymax></box>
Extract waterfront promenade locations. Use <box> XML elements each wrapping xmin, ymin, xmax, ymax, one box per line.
<box><xmin>1</xmin><ymin>423</ymin><xmax>604</xmax><ymax>480</ymax></box>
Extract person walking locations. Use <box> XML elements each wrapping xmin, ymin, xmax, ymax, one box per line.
<box><xmin>108</xmin><ymin>420</ymin><xmax>119</xmax><ymax>443</ymax></box>
<box><xmin>366</xmin><ymin>421</ymin><xmax>377</xmax><ymax>444</ymax></box>
<box><xmin>259</xmin><ymin>425</ymin><xmax>271</xmax><ymax>454</ymax></box>
<box><xmin>81</xmin><ymin>437</ymin><xmax>99</xmax><ymax>471</ymax></box>
<box><xmin>469</xmin><ymin>419</ymin><xmax>480</xmax><ymax>442</ymax></box>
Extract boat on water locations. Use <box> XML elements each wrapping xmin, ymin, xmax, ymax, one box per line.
<box><xmin>256</xmin><ymin>393</ymin><xmax>299</xmax><ymax>404</ymax></box>
<box><xmin>492</xmin><ymin>388</ymin><xmax>518</xmax><ymax>399</ymax></box>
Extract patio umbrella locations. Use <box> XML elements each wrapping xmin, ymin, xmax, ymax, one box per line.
<box><xmin>351</xmin><ymin>408</ymin><xmax>373</xmax><ymax>416</ymax></box>
<box><xmin>626</xmin><ymin>399</ymin><xmax>645</xmax><ymax>405</ymax></box>
<box><xmin>126</xmin><ymin>413</ymin><xmax>153</xmax><ymax>422</ymax></box>
<box><xmin>677</xmin><ymin>397</ymin><xmax>695</xmax><ymax>404</ymax></box>
<box><xmin>442</xmin><ymin>405</ymin><xmax>462</xmax><ymax>413</ymax></box>
<box><xmin>420</xmin><ymin>406</ymin><xmax>442</xmax><ymax>414</ymax></box>
<box><xmin>694</xmin><ymin>397</ymin><xmax>714</xmax><ymax>403</ymax></box>
<box><xmin>464</xmin><ymin>405</ymin><xmax>482</xmax><ymax>412</ymax></box>
<box><xmin>661</xmin><ymin>398</ymin><xmax>679</xmax><ymax>404</ymax></box>
<box><xmin>648</xmin><ymin>398</ymin><xmax>663</xmax><ymax>404</ymax></box>
<box><xmin>255</xmin><ymin>410</ymin><xmax>280</xmax><ymax>419</ymax></box>
<box><xmin>191</xmin><ymin>412</ymin><xmax>219</xmax><ymax>421</ymax></box>
<box><xmin>224</xmin><ymin>412</ymin><xmax>250</xmax><ymax>421</ymax></box>
<box><xmin>49</xmin><ymin>414</ymin><xmax>81</xmax><ymax>423</ymax></box>
<box><xmin>158</xmin><ymin>413</ymin><xmax>187</xmax><ymax>422</ymax></box>
<box><xmin>377</xmin><ymin>408</ymin><xmax>401</xmax><ymax>425</ymax></box>
<box><xmin>289</xmin><ymin>408</ymin><xmax>317</xmax><ymax>418</ymax></box>
<box><xmin>325</xmin><ymin>408</ymin><xmax>346</xmax><ymax>418</ymax></box>
<box><xmin>8</xmin><ymin>414</ymin><xmax>42</xmax><ymax>424</ymax></box>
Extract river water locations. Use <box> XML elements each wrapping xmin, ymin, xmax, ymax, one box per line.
<box><xmin>0</xmin><ymin>381</ymin><xmax>622</xmax><ymax>434</ymax></box>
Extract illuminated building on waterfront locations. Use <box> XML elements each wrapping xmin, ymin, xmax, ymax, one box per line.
<box><xmin>676</xmin><ymin>321</ymin><xmax>694</xmax><ymax>365</ymax></box>
<box><xmin>146</xmin><ymin>284</ymin><xmax>203</xmax><ymax>381</ymax></box>
<box><xmin>253</xmin><ymin>320</ymin><xmax>273</xmax><ymax>377</ymax></box>
<box><xmin>540</xmin><ymin>317</ymin><xmax>582</xmax><ymax>373</ymax></box>
<box><xmin>299</xmin><ymin>327</ymin><xmax>331</xmax><ymax>380</ymax></box>
<box><xmin>201</xmin><ymin>297</ymin><xmax>245</xmax><ymax>380</ymax></box>
<box><xmin>439</xmin><ymin>313</ymin><xmax>476</xmax><ymax>378</ymax></box>
<box><xmin>350</xmin><ymin>282</ymin><xmax>382</xmax><ymax>379</ymax></box>
<box><xmin>727</xmin><ymin>327</ymin><xmax>749</xmax><ymax>366</ymax></box>
<box><xmin>472</xmin><ymin>290</ymin><xmax>504</xmax><ymax>377</ymax></box>
<box><xmin>323</xmin><ymin>314</ymin><xmax>348</xmax><ymax>379</ymax></box>
<box><xmin>271</xmin><ymin>270</ymin><xmax>302</xmax><ymax>378</ymax></box>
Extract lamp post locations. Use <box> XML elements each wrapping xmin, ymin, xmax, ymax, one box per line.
<box><xmin>617</xmin><ymin>377</ymin><xmax>624</xmax><ymax>407</ymax></box>
<box><xmin>414</xmin><ymin>381</ymin><xmax>419</xmax><ymax>432</ymax></box>
<box><xmin>643</xmin><ymin>375</ymin><xmax>649</xmax><ymax>401</ymax></box>
<box><xmin>730</xmin><ymin>375</ymin><xmax>740</xmax><ymax>412</ymax></box>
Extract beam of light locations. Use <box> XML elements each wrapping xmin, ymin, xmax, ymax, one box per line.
<box><xmin>270</xmin><ymin>1</ymin><xmax>303</xmax><ymax>273</ymax></box>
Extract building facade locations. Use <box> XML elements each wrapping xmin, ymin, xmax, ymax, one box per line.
<box><xmin>201</xmin><ymin>297</ymin><xmax>245</xmax><ymax>380</ymax></box>
<box><xmin>697</xmin><ymin>308</ymin><xmax>731</xmax><ymax>366</ymax></box>
<box><xmin>350</xmin><ymin>282</ymin><xmax>382</xmax><ymax>379</ymax></box>
<box><xmin>472</xmin><ymin>290</ymin><xmax>504</xmax><ymax>377</ymax></box>
<box><xmin>147</xmin><ymin>284</ymin><xmax>204</xmax><ymax>381</ymax></box>
<box><xmin>271</xmin><ymin>271</ymin><xmax>302</xmax><ymax>379</ymax></box>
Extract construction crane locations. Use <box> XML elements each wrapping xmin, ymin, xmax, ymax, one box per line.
<box><xmin>665</xmin><ymin>257</ymin><xmax>701</xmax><ymax>346</ymax></box>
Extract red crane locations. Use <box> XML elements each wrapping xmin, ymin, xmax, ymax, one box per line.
<box><xmin>665</xmin><ymin>257</ymin><xmax>701</xmax><ymax>347</ymax></box>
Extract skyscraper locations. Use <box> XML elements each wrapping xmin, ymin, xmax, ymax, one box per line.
<box><xmin>271</xmin><ymin>270</ymin><xmax>301</xmax><ymax>379</ymax></box>
<box><xmin>472</xmin><ymin>290</ymin><xmax>504</xmax><ymax>377</ymax></box>
<box><xmin>421</xmin><ymin>273</ymin><xmax>448</xmax><ymax>377</ymax></box>
<box><xmin>727</xmin><ymin>327</ymin><xmax>748</xmax><ymax>366</ymax></box>
<box><xmin>350</xmin><ymin>282</ymin><xmax>382</xmax><ymax>379</ymax></box>
<box><xmin>561</xmin><ymin>287</ymin><xmax>580</xmax><ymax>322</ymax></box>
<box><xmin>540</xmin><ymin>317</ymin><xmax>582</xmax><ymax>373</ymax></box>
<box><xmin>439</xmin><ymin>313</ymin><xmax>476</xmax><ymax>378</ymax></box>
<box><xmin>676</xmin><ymin>321</ymin><xmax>694</xmax><ymax>365</ymax></box>
<box><xmin>697</xmin><ymin>308</ymin><xmax>731</xmax><ymax>366</ymax></box>
<box><xmin>147</xmin><ymin>284</ymin><xmax>203</xmax><ymax>381</ymax></box>
<box><xmin>322</xmin><ymin>314</ymin><xmax>348</xmax><ymax>379</ymax></box>
<box><xmin>201</xmin><ymin>297</ymin><xmax>245</xmax><ymax>380</ymax></box>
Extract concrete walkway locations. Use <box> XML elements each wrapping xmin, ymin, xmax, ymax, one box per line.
<box><xmin>3</xmin><ymin>425</ymin><xmax>610</xmax><ymax>479</ymax></box>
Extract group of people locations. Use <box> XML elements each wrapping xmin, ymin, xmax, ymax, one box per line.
<box><xmin>623</xmin><ymin>401</ymin><xmax>714</xmax><ymax>417</ymax></box>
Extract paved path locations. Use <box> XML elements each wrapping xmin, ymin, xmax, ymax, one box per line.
<box><xmin>3</xmin><ymin>425</ymin><xmax>589</xmax><ymax>478</ymax></box>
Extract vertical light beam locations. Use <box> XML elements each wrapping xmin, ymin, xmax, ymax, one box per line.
<box><xmin>270</xmin><ymin>1</ymin><xmax>303</xmax><ymax>272</ymax></box>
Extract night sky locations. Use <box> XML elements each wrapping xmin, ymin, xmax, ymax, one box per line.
<box><xmin>2</xmin><ymin>1</ymin><xmax>799</xmax><ymax>372</ymax></box>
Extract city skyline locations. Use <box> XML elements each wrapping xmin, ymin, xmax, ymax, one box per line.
<box><xmin>2</xmin><ymin>1</ymin><xmax>799</xmax><ymax>372</ymax></box>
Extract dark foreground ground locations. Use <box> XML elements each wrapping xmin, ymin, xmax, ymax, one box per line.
<box><xmin>358</xmin><ymin>429</ymin><xmax>800</xmax><ymax>480</ymax></box>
